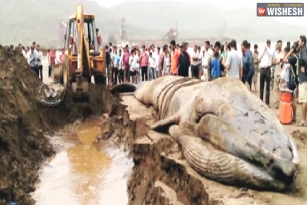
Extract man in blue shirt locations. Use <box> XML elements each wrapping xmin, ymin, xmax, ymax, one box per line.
<box><xmin>241</xmin><ymin>40</ymin><xmax>254</xmax><ymax>91</ymax></box>
<box><xmin>27</xmin><ymin>46</ymin><xmax>38</xmax><ymax>75</ymax></box>
<box><xmin>111</xmin><ymin>48</ymin><xmax>120</xmax><ymax>85</ymax></box>
<box><xmin>208</xmin><ymin>41</ymin><xmax>223</xmax><ymax>81</ymax></box>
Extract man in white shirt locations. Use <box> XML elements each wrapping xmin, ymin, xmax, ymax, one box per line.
<box><xmin>151</xmin><ymin>46</ymin><xmax>159</xmax><ymax>80</ymax></box>
<box><xmin>223</xmin><ymin>40</ymin><xmax>242</xmax><ymax>79</ymax></box>
<box><xmin>55</xmin><ymin>47</ymin><xmax>62</xmax><ymax>64</ymax></box>
<box><xmin>202</xmin><ymin>41</ymin><xmax>213</xmax><ymax>81</ymax></box>
<box><xmin>36</xmin><ymin>44</ymin><xmax>43</xmax><ymax>80</ymax></box>
<box><xmin>155</xmin><ymin>47</ymin><xmax>161</xmax><ymax>78</ymax></box>
<box><xmin>258</xmin><ymin>39</ymin><xmax>274</xmax><ymax>107</ymax></box>
<box><xmin>272</xmin><ymin>40</ymin><xmax>284</xmax><ymax>108</ymax></box>
<box><xmin>191</xmin><ymin>45</ymin><xmax>201</xmax><ymax>78</ymax></box>
<box><xmin>149</xmin><ymin>52</ymin><xmax>157</xmax><ymax>79</ymax></box>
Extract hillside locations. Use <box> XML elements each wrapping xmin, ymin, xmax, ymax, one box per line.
<box><xmin>109</xmin><ymin>1</ymin><xmax>307</xmax><ymax>42</ymax></box>
<box><xmin>0</xmin><ymin>0</ymin><xmax>152</xmax><ymax>47</ymax></box>
<box><xmin>1</xmin><ymin>0</ymin><xmax>306</xmax><ymax>47</ymax></box>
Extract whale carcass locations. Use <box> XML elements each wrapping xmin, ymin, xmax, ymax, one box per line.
<box><xmin>112</xmin><ymin>76</ymin><xmax>299</xmax><ymax>191</ymax></box>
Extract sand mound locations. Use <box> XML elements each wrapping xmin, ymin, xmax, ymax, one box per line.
<box><xmin>0</xmin><ymin>45</ymin><xmax>119</xmax><ymax>205</ymax></box>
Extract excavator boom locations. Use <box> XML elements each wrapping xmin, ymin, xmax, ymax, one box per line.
<box><xmin>53</xmin><ymin>4</ymin><xmax>107</xmax><ymax>102</ymax></box>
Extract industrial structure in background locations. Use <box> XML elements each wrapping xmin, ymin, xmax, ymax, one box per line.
<box><xmin>161</xmin><ymin>21</ymin><xmax>178</xmax><ymax>42</ymax></box>
<box><xmin>105</xmin><ymin>18</ymin><xmax>230</xmax><ymax>47</ymax></box>
<box><xmin>119</xmin><ymin>18</ymin><xmax>127</xmax><ymax>42</ymax></box>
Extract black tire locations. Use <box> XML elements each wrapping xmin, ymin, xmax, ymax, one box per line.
<box><xmin>94</xmin><ymin>75</ymin><xmax>106</xmax><ymax>85</ymax></box>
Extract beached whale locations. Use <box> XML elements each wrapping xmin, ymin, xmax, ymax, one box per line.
<box><xmin>111</xmin><ymin>76</ymin><xmax>299</xmax><ymax>191</ymax></box>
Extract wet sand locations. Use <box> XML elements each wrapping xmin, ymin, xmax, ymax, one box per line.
<box><xmin>32</xmin><ymin>117</ymin><xmax>133</xmax><ymax>205</ymax></box>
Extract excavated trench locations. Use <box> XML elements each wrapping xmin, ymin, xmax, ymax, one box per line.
<box><xmin>1</xmin><ymin>45</ymin><xmax>307</xmax><ymax>205</ymax></box>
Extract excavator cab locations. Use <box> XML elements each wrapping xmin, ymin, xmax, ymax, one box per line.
<box><xmin>53</xmin><ymin>4</ymin><xmax>106</xmax><ymax>102</ymax></box>
<box><xmin>64</xmin><ymin>16</ymin><xmax>100</xmax><ymax>54</ymax></box>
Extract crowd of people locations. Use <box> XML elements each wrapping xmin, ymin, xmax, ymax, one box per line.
<box><xmin>18</xmin><ymin>42</ymin><xmax>65</xmax><ymax>81</ymax></box>
<box><xmin>16</xmin><ymin>35</ymin><xmax>307</xmax><ymax>127</ymax></box>
<box><xmin>105</xmin><ymin>36</ymin><xmax>307</xmax><ymax>127</ymax></box>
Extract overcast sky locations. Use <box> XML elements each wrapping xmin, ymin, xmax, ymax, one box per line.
<box><xmin>94</xmin><ymin>0</ymin><xmax>306</xmax><ymax>27</ymax></box>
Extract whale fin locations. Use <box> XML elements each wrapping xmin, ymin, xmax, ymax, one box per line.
<box><xmin>151</xmin><ymin>114</ymin><xmax>180</xmax><ymax>132</ymax></box>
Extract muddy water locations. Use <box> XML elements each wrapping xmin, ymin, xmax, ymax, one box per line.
<box><xmin>32</xmin><ymin>118</ymin><xmax>133</xmax><ymax>205</ymax></box>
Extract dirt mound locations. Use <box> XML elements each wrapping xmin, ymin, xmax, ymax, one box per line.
<box><xmin>0</xmin><ymin>45</ymin><xmax>119</xmax><ymax>205</ymax></box>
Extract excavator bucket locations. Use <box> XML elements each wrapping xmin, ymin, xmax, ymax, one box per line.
<box><xmin>71</xmin><ymin>77</ymin><xmax>89</xmax><ymax>102</ymax></box>
<box><xmin>52</xmin><ymin>64</ymin><xmax>63</xmax><ymax>83</ymax></box>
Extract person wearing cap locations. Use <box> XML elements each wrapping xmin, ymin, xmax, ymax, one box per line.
<box><xmin>258</xmin><ymin>39</ymin><xmax>274</xmax><ymax>107</ymax></box>
<box><xmin>170</xmin><ymin>40</ymin><xmax>179</xmax><ymax>75</ymax></box>
<box><xmin>177</xmin><ymin>42</ymin><xmax>190</xmax><ymax>77</ymax></box>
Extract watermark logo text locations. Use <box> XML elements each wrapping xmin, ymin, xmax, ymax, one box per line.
<box><xmin>257</xmin><ymin>3</ymin><xmax>304</xmax><ymax>16</ymax></box>
<box><xmin>37</xmin><ymin>80</ymin><xmax>65</xmax><ymax>106</ymax></box>
<box><xmin>258</xmin><ymin>7</ymin><xmax>267</xmax><ymax>15</ymax></box>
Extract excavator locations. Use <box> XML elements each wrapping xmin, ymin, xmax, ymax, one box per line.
<box><xmin>53</xmin><ymin>4</ymin><xmax>106</xmax><ymax>101</ymax></box>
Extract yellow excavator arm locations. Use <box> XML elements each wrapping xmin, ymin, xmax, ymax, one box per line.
<box><xmin>75</xmin><ymin>4</ymin><xmax>91</xmax><ymax>75</ymax></box>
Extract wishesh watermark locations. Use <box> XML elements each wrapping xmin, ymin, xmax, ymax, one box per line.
<box><xmin>37</xmin><ymin>80</ymin><xmax>65</xmax><ymax>106</ymax></box>
<box><xmin>257</xmin><ymin>3</ymin><xmax>304</xmax><ymax>16</ymax></box>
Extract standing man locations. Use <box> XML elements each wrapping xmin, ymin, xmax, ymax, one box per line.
<box><xmin>55</xmin><ymin>47</ymin><xmax>62</xmax><ymax>64</ymax></box>
<box><xmin>105</xmin><ymin>45</ymin><xmax>111</xmax><ymax>86</ymax></box>
<box><xmin>177</xmin><ymin>42</ymin><xmax>190</xmax><ymax>77</ymax></box>
<box><xmin>36</xmin><ymin>44</ymin><xmax>43</xmax><ymax>80</ymax></box>
<box><xmin>272</xmin><ymin>40</ymin><xmax>284</xmax><ymax>108</ymax></box>
<box><xmin>297</xmin><ymin>35</ymin><xmax>307</xmax><ymax>127</ymax></box>
<box><xmin>28</xmin><ymin>47</ymin><xmax>38</xmax><ymax>76</ymax></box>
<box><xmin>222</xmin><ymin>40</ymin><xmax>242</xmax><ymax>80</ymax></box>
<box><xmin>170</xmin><ymin>40</ymin><xmax>180</xmax><ymax>75</ymax></box>
<box><xmin>253</xmin><ymin>44</ymin><xmax>260</xmax><ymax>92</ymax></box>
<box><xmin>202</xmin><ymin>41</ymin><xmax>213</xmax><ymax>81</ymax></box>
<box><xmin>258</xmin><ymin>39</ymin><xmax>274</xmax><ymax>107</ymax></box>
<box><xmin>111</xmin><ymin>48</ymin><xmax>120</xmax><ymax>85</ymax></box>
<box><xmin>96</xmin><ymin>28</ymin><xmax>102</xmax><ymax>48</ymax></box>
<box><xmin>208</xmin><ymin>41</ymin><xmax>223</xmax><ymax>80</ymax></box>
<box><xmin>122</xmin><ymin>46</ymin><xmax>131</xmax><ymax>82</ymax></box>
<box><xmin>155</xmin><ymin>47</ymin><xmax>162</xmax><ymax>78</ymax></box>
<box><xmin>49</xmin><ymin>47</ymin><xmax>56</xmax><ymax>78</ymax></box>
<box><xmin>140</xmin><ymin>45</ymin><xmax>149</xmax><ymax>81</ymax></box>
<box><xmin>241</xmin><ymin>40</ymin><xmax>254</xmax><ymax>90</ymax></box>
<box><xmin>191</xmin><ymin>45</ymin><xmax>201</xmax><ymax>78</ymax></box>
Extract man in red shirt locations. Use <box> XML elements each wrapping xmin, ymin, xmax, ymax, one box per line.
<box><xmin>49</xmin><ymin>48</ymin><xmax>56</xmax><ymax>77</ymax></box>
